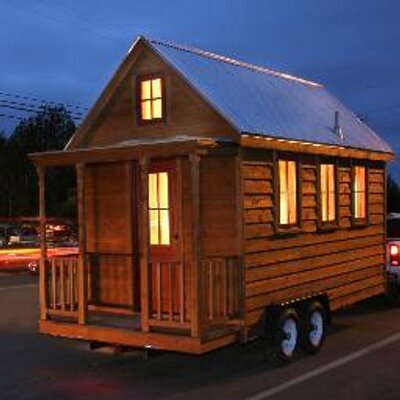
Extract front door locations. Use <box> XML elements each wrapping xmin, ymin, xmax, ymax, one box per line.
<box><xmin>148</xmin><ymin>159</ymin><xmax>183</xmax><ymax>319</ymax></box>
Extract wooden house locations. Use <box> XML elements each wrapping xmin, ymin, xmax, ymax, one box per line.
<box><xmin>30</xmin><ymin>36</ymin><xmax>394</xmax><ymax>360</ymax></box>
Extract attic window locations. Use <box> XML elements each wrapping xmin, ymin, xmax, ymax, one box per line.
<box><xmin>137</xmin><ymin>75</ymin><xmax>165</xmax><ymax>123</ymax></box>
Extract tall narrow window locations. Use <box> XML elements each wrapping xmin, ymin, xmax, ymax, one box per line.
<box><xmin>149</xmin><ymin>172</ymin><xmax>170</xmax><ymax>245</ymax></box>
<box><xmin>279</xmin><ymin>159</ymin><xmax>297</xmax><ymax>225</ymax></box>
<box><xmin>353</xmin><ymin>166</ymin><xmax>366</xmax><ymax>220</ymax></box>
<box><xmin>320</xmin><ymin>164</ymin><xmax>336</xmax><ymax>222</ymax></box>
<box><xmin>138</xmin><ymin>76</ymin><xmax>164</xmax><ymax>122</ymax></box>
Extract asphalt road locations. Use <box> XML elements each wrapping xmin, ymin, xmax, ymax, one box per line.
<box><xmin>2</xmin><ymin>273</ymin><xmax>400</xmax><ymax>400</ymax></box>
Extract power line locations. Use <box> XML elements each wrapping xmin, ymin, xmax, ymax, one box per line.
<box><xmin>0</xmin><ymin>113</ymin><xmax>25</xmax><ymax>121</ymax></box>
<box><xmin>0</xmin><ymin>99</ymin><xmax>84</xmax><ymax>118</ymax></box>
<box><xmin>0</xmin><ymin>90</ymin><xmax>88</xmax><ymax>111</ymax></box>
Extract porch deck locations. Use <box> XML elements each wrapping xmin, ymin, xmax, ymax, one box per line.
<box><xmin>40</xmin><ymin>318</ymin><xmax>240</xmax><ymax>355</ymax></box>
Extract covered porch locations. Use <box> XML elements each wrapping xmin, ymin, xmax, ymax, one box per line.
<box><xmin>30</xmin><ymin>137</ymin><xmax>243</xmax><ymax>354</ymax></box>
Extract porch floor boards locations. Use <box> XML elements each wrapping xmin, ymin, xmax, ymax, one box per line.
<box><xmin>39</xmin><ymin>318</ymin><xmax>240</xmax><ymax>354</ymax></box>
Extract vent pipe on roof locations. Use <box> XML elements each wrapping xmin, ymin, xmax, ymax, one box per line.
<box><xmin>334</xmin><ymin>111</ymin><xmax>344</xmax><ymax>141</ymax></box>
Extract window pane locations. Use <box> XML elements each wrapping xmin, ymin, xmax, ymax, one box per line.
<box><xmin>288</xmin><ymin>161</ymin><xmax>297</xmax><ymax>224</ymax></box>
<box><xmin>152</xmin><ymin>78</ymin><xmax>162</xmax><ymax>98</ymax></box>
<box><xmin>158</xmin><ymin>172</ymin><xmax>169</xmax><ymax>209</ymax></box>
<box><xmin>159</xmin><ymin>210</ymin><xmax>170</xmax><ymax>245</ymax></box>
<box><xmin>321</xmin><ymin>164</ymin><xmax>335</xmax><ymax>222</ymax></box>
<box><xmin>152</xmin><ymin>99</ymin><xmax>163</xmax><ymax>119</ymax></box>
<box><xmin>328</xmin><ymin>192</ymin><xmax>336</xmax><ymax>220</ymax></box>
<box><xmin>148</xmin><ymin>173</ymin><xmax>158</xmax><ymax>208</ymax></box>
<box><xmin>141</xmin><ymin>80</ymin><xmax>151</xmax><ymax>100</ymax></box>
<box><xmin>279</xmin><ymin>161</ymin><xmax>288</xmax><ymax>225</ymax></box>
<box><xmin>328</xmin><ymin>165</ymin><xmax>335</xmax><ymax>193</ymax></box>
<box><xmin>149</xmin><ymin>210</ymin><xmax>160</xmax><ymax>245</ymax></box>
<box><xmin>141</xmin><ymin>100</ymin><xmax>152</xmax><ymax>120</ymax></box>
<box><xmin>354</xmin><ymin>166</ymin><xmax>366</xmax><ymax>219</ymax></box>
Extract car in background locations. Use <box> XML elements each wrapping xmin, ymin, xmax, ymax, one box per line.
<box><xmin>8</xmin><ymin>225</ymin><xmax>39</xmax><ymax>247</ymax></box>
<box><xmin>386</xmin><ymin>213</ymin><xmax>400</xmax><ymax>296</ymax></box>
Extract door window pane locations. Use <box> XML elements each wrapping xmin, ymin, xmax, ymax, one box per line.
<box><xmin>148</xmin><ymin>172</ymin><xmax>170</xmax><ymax>245</ymax></box>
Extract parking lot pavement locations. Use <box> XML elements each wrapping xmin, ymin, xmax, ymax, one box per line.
<box><xmin>2</xmin><ymin>274</ymin><xmax>400</xmax><ymax>400</ymax></box>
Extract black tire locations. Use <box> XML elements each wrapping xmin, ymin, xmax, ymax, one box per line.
<box><xmin>272</xmin><ymin>307</ymin><xmax>299</xmax><ymax>363</ymax></box>
<box><xmin>300</xmin><ymin>301</ymin><xmax>326</xmax><ymax>355</ymax></box>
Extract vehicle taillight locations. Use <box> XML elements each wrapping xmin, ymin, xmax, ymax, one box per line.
<box><xmin>390</xmin><ymin>244</ymin><xmax>399</xmax><ymax>266</ymax></box>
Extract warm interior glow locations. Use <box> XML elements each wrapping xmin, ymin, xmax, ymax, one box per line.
<box><xmin>320</xmin><ymin>164</ymin><xmax>336</xmax><ymax>222</ymax></box>
<box><xmin>140</xmin><ymin>77</ymin><xmax>163</xmax><ymax>121</ymax></box>
<box><xmin>279</xmin><ymin>160</ymin><xmax>297</xmax><ymax>225</ymax></box>
<box><xmin>390</xmin><ymin>244</ymin><xmax>399</xmax><ymax>257</ymax></box>
<box><xmin>148</xmin><ymin>172</ymin><xmax>170</xmax><ymax>245</ymax></box>
<box><xmin>354</xmin><ymin>166</ymin><xmax>366</xmax><ymax>219</ymax></box>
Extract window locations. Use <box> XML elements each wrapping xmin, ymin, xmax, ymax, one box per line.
<box><xmin>279</xmin><ymin>159</ymin><xmax>297</xmax><ymax>225</ymax></box>
<box><xmin>148</xmin><ymin>172</ymin><xmax>170</xmax><ymax>245</ymax></box>
<box><xmin>138</xmin><ymin>76</ymin><xmax>164</xmax><ymax>122</ymax></box>
<box><xmin>320</xmin><ymin>164</ymin><xmax>336</xmax><ymax>222</ymax></box>
<box><xmin>353</xmin><ymin>165</ymin><xmax>366</xmax><ymax>220</ymax></box>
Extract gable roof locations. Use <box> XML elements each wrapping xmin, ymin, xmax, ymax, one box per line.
<box><xmin>146</xmin><ymin>37</ymin><xmax>392</xmax><ymax>154</ymax></box>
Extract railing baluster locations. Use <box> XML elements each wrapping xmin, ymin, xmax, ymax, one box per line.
<box><xmin>51</xmin><ymin>259</ymin><xmax>56</xmax><ymax>309</ymax></box>
<box><xmin>157</xmin><ymin>262</ymin><xmax>162</xmax><ymax>320</ymax></box>
<box><xmin>223</xmin><ymin>260</ymin><xmax>228</xmax><ymax>318</ymax></box>
<box><xmin>168</xmin><ymin>263</ymin><xmax>173</xmax><ymax>322</ymax></box>
<box><xmin>69</xmin><ymin>261</ymin><xmax>74</xmax><ymax>311</ymax></box>
<box><xmin>179</xmin><ymin>262</ymin><xmax>185</xmax><ymax>323</ymax></box>
<box><xmin>209</xmin><ymin>261</ymin><xmax>214</xmax><ymax>320</ymax></box>
<box><xmin>60</xmin><ymin>259</ymin><xmax>65</xmax><ymax>311</ymax></box>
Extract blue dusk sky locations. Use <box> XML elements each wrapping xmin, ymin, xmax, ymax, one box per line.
<box><xmin>0</xmin><ymin>0</ymin><xmax>399</xmax><ymax>180</ymax></box>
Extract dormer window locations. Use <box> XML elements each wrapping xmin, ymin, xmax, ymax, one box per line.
<box><xmin>137</xmin><ymin>75</ymin><xmax>165</xmax><ymax>123</ymax></box>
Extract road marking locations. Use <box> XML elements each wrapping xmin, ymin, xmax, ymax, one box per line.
<box><xmin>246</xmin><ymin>332</ymin><xmax>400</xmax><ymax>400</ymax></box>
<box><xmin>0</xmin><ymin>283</ymin><xmax>38</xmax><ymax>292</ymax></box>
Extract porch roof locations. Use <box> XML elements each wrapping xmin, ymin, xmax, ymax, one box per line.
<box><xmin>29</xmin><ymin>136</ymin><xmax>220</xmax><ymax>167</ymax></box>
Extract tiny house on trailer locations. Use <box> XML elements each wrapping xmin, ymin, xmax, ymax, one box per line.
<box><xmin>30</xmin><ymin>36</ymin><xmax>394</xmax><ymax>361</ymax></box>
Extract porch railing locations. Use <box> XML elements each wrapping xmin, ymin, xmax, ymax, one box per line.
<box><xmin>148</xmin><ymin>261</ymin><xmax>189</xmax><ymax>329</ymax></box>
<box><xmin>200</xmin><ymin>256</ymin><xmax>243</xmax><ymax>327</ymax></box>
<box><xmin>44</xmin><ymin>255</ymin><xmax>80</xmax><ymax>319</ymax></box>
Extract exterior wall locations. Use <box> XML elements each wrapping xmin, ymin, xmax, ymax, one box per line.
<box><xmin>78</xmin><ymin>46</ymin><xmax>238</xmax><ymax>149</ymax></box>
<box><xmin>84</xmin><ymin>161</ymin><xmax>136</xmax><ymax>309</ymax></box>
<box><xmin>199</xmin><ymin>155</ymin><xmax>240</xmax><ymax>257</ymax></box>
<box><xmin>242</xmin><ymin>148</ymin><xmax>386</xmax><ymax>329</ymax></box>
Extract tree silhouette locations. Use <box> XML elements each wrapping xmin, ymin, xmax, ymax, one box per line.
<box><xmin>387</xmin><ymin>174</ymin><xmax>400</xmax><ymax>213</ymax></box>
<box><xmin>2</xmin><ymin>106</ymin><xmax>76</xmax><ymax>217</ymax></box>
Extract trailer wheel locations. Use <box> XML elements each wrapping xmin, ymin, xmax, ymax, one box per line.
<box><xmin>301</xmin><ymin>301</ymin><xmax>326</xmax><ymax>354</ymax></box>
<box><xmin>272</xmin><ymin>307</ymin><xmax>299</xmax><ymax>363</ymax></box>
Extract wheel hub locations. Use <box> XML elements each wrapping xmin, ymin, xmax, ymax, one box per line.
<box><xmin>309</xmin><ymin>310</ymin><xmax>324</xmax><ymax>347</ymax></box>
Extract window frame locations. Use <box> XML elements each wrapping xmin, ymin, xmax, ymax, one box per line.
<box><xmin>275</xmin><ymin>155</ymin><xmax>301</xmax><ymax>232</ymax></box>
<box><xmin>317</xmin><ymin>159</ymin><xmax>339</xmax><ymax>230</ymax></box>
<box><xmin>351</xmin><ymin>163</ymin><xmax>368</xmax><ymax>227</ymax></box>
<box><xmin>148</xmin><ymin>160</ymin><xmax>176</xmax><ymax>259</ymax></box>
<box><xmin>136</xmin><ymin>73</ymin><xmax>167</xmax><ymax>125</ymax></box>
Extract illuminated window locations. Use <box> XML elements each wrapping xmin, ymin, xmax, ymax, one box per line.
<box><xmin>149</xmin><ymin>172</ymin><xmax>170</xmax><ymax>245</ymax></box>
<box><xmin>279</xmin><ymin>160</ymin><xmax>297</xmax><ymax>225</ymax></box>
<box><xmin>353</xmin><ymin>166</ymin><xmax>366</xmax><ymax>220</ymax></box>
<box><xmin>138</xmin><ymin>76</ymin><xmax>164</xmax><ymax>122</ymax></box>
<box><xmin>320</xmin><ymin>164</ymin><xmax>336</xmax><ymax>222</ymax></box>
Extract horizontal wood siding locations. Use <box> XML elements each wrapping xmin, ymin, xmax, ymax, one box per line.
<box><xmin>85</xmin><ymin>162</ymin><xmax>135</xmax><ymax>308</ymax></box>
<box><xmin>242</xmin><ymin>150</ymin><xmax>386</xmax><ymax>328</ymax></box>
<box><xmin>200</xmin><ymin>156</ymin><xmax>239</xmax><ymax>257</ymax></box>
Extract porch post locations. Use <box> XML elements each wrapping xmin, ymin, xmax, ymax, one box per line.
<box><xmin>76</xmin><ymin>163</ymin><xmax>87</xmax><ymax>325</ymax></box>
<box><xmin>139</xmin><ymin>156</ymin><xmax>150</xmax><ymax>332</ymax></box>
<box><xmin>190</xmin><ymin>153</ymin><xmax>201</xmax><ymax>337</ymax></box>
<box><xmin>37</xmin><ymin>166</ymin><xmax>47</xmax><ymax>321</ymax></box>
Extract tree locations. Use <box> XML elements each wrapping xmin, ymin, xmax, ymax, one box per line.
<box><xmin>387</xmin><ymin>174</ymin><xmax>400</xmax><ymax>213</ymax></box>
<box><xmin>4</xmin><ymin>106</ymin><xmax>76</xmax><ymax>218</ymax></box>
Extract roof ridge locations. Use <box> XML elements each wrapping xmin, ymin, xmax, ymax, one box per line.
<box><xmin>148</xmin><ymin>37</ymin><xmax>323</xmax><ymax>88</ymax></box>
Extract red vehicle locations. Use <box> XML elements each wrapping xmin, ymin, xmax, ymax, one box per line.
<box><xmin>386</xmin><ymin>213</ymin><xmax>400</xmax><ymax>294</ymax></box>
